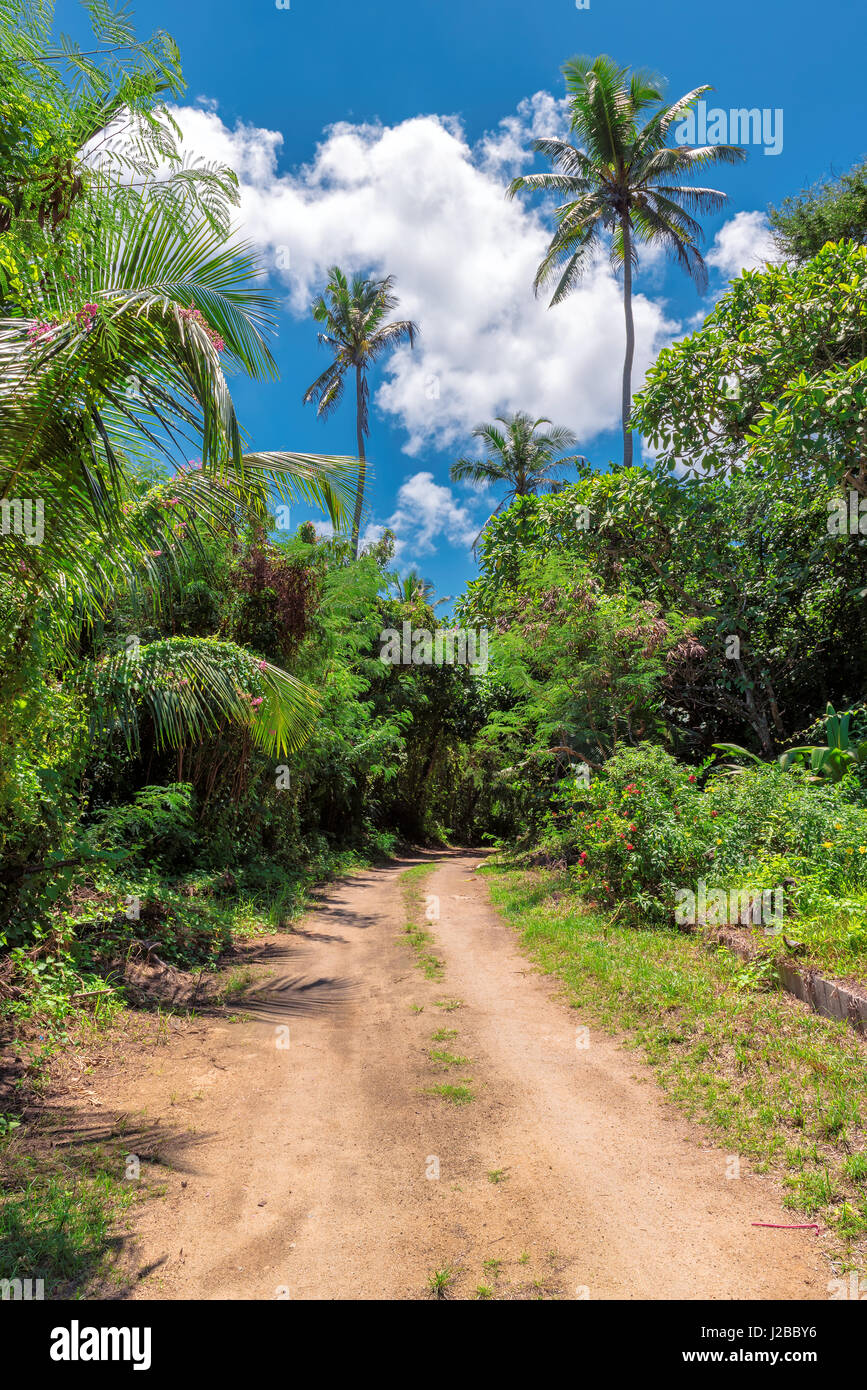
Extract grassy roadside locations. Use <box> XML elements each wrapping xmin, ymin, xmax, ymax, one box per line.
<box><xmin>0</xmin><ymin>845</ymin><xmax>381</xmax><ymax>1298</ymax></box>
<box><xmin>486</xmin><ymin>861</ymin><xmax>867</xmax><ymax>1274</ymax></box>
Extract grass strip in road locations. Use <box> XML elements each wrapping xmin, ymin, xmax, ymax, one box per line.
<box><xmin>399</xmin><ymin>864</ymin><xmax>444</xmax><ymax>979</ymax></box>
<box><xmin>486</xmin><ymin>863</ymin><xmax>867</xmax><ymax>1273</ymax></box>
<box><xmin>401</xmin><ymin>866</ymin><xmax>478</xmax><ymax>1107</ymax></box>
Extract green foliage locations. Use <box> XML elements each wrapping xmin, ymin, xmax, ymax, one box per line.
<box><xmin>463</xmin><ymin>462</ymin><xmax>867</xmax><ymax>760</ymax></box>
<box><xmin>540</xmin><ymin>743</ymin><xmax>867</xmax><ymax>966</ymax></box>
<box><xmin>783</xmin><ymin>704</ymin><xmax>867</xmax><ymax>783</ymax></box>
<box><xmin>543</xmin><ymin>743</ymin><xmax>713</xmax><ymax>918</ymax></box>
<box><xmin>633</xmin><ymin>241</ymin><xmax>867</xmax><ymax>491</ymax></box>
<box><xmin>770</xmin><ymin>157</ymin><xmax>867</xmax><ymax>264</ymax></box>
<box><xmin>88</xmin><ymin>783</ymin><xmax>196</xmax><ymax>864</ymax></box>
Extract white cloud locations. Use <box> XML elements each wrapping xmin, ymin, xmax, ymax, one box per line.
<box><xmin>169</xmin><ymin>101</ymin><xmax>679</xmax><ymax>460</ymax></box>
<box><xmin>385</xmin><ymin>470</ymin><xmax>478</xmax><ymax>555</ymax></box>
<box><xmin>359</xmin><ymin>470</ymin><xmax>481</xmax><ymax>563</ymax></box>
<box><xmin>707</xmin><ymin>211</ymin><xmax>780</xmax><ymax>279</ymax></box>
<box><xmin>478</xmin><ymin>91</ymin><xmax>571</xmax><ymax>172</ymax></box>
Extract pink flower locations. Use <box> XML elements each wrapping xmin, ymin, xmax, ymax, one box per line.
<box><xmin>27</xmin><ymin>319</ymin><xmax>56</xmax><ymax>342</ymax></box>
<box><xmin>251</xmin><ymin>696</ymin><xmax>263</xmax><ymax>707</ymax></box>
<box><xmin>258</xmin><ymin>660</ymin><xmax>267</xmax><ymax>671</ymax></box>
<box><xmin>178</xmin><ymin>305</ymin><xmax>225</xmax><ymax>352</ymax></box>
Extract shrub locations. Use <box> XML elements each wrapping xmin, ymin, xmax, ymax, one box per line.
<box><xmin>542</xmin><ymin>744</ymin><xmax>867</xmax><ymax>927</ymax></box>
<box><xmin>89</xmin><ymin>784</ymin><xmax>196</xmax><ymax>867</ymax></box>
<box><xmin>544</xmin><ymin>744</ymin><xmax>714</xmax><ymax>920</ymax></box>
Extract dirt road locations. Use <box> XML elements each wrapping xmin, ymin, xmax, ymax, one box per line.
<box><xmin>114</xmin><ymin>852</ymin><xmax>825</xmax><ymax>1300</ymax></box>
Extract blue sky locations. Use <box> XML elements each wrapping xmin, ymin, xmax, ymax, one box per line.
<box><xmin>60</xmin><ymin>0</ymin><xmax>866</xmax><ymax>596</ymax></box>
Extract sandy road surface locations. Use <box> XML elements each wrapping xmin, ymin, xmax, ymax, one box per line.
<box><xmin>111</xmin><ymin>851</ymin><xmax>824</xmax><ymax>1300</ymax></box>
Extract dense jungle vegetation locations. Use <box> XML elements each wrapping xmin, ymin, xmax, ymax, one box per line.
<box><xmin>2</xmin><ymin>0</ymin><xmax>867</xmax><ymax>1028</ymax></box>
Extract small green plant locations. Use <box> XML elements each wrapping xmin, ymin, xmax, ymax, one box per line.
<box><xmin>426</xmin><ymin>1265</ymin><xmax>458</xmax><ymax>1299</ymax></box>
<box><xmin>426</xmin><ymin>1082</ymin><xmax>473</xmax><ymax>1105</ymax></box>
<box><xmin>475</xmin><ymin>1284</ymin><xmax>494</xmax><ymax>1299</ymax></box>
<box><xmin>402</xmin><ymin>924</ymin><xmax>444</xmax><ymax>979</ymax></box>
<box><xmin>431</xmin><ymin>1027</ymin><xmax>457</xmax><ymax>1041</ymax></box>
<box><xmin>429</xmin><ymin>1049</ymin><xmax>469</xmax><ymax>1068</ymax></box>
<box><xmin>487</xmin><ymin>1168</ymin><xmax>509</xmax><ymax>1184</ymax></box>
<box><xmin>843</xmin><ymin>1153</ymin><xmax>867</xmax><ymax>1182</ymax></box>
<box><xmin>219</xmin><ymin>966</ymin><xmax>256</xmax><ymax>1001</ymax></box>
<box><xmin>731</xmin><ymin>955</ymin><xmax>777</xmax><ymax>993</ymax></box>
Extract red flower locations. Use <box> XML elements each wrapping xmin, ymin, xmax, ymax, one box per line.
<box><xmin>688</xmin><ymin>774</ymin><xmax>696</xmax><ymax>783</ymax></box>
<box><xmin>626</xmin><ymin>844</ymin><xmax>634</xmax><ymax>851</ymax></box>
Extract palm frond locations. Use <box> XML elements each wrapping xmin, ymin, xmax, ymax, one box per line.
<box><xmin>91</xmin><ymin>637</ymin><xmax>319</xmax><ymax>759</ymax></box>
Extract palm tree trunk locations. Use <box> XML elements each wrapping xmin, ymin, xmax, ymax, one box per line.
<box><xmin>351</xmin><ymin>364</ymin><xmax>366</xmax><ymax>559</ymax></box>
<box><xmin>621</xmin><ymin>214</ymin><xmax>635</xmax><ymax>469</ymax></box>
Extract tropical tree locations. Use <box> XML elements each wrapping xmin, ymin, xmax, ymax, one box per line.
<box><xmin>770</xmin><ymin>157</ymin><xmax>867</xmax><ymax>264</ymax></box>
<box><xmin>0</xmin><ymin>4</ymin><xmax>359</xmax><ymax>761</ymax></box>
<box><xmin>391</xmin><ymin>571</ymin><xmax>435</xmax><ymax>604</ymax></box>
<box><xmin>303</xmin><ymin>266</ymin><xmax>418</xmax><ymax>557</ymax></box>
<box><xmin>633</xmin><ymin>241</ymin><xmax>867</xmax><ymax>495</ymax></box>
<box><xmin>508</xmin><ymin>54</ymin><xmax>745</xmax><ymax>467</ymax></box>
<box><xmin>449</xmin><ymin>411</ymin><xmax>583</xmax><ymax>547</ymax></box>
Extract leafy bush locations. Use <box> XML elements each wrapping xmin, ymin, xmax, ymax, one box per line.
<box><xmin>542</xmin><ymin>744</ymin><xmax>867</xmax><ymax>930</ymax></box>
<box><xmin>544</xmin><ymin>744</ymin><xmax>713</xmax><ymax>919</ymax></box>
<box><xmin>89</xmin><ymin>784</ymin><xmax>196</xmax><ymax>867</ymax></box>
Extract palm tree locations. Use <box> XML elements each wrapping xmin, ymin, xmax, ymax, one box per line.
<box><xmin>508</xmin><ymin>54</ymin><xmax>746</xmax><ymax>468</ymax></box>
<box><xmin>391</xmin><ymin>571</ymin><xmax>435</xmax><ymax>605</ymax></box>
<box><xmin>0</xmin><ymin>192</ymin><xmax>358</xmax><ymax>757</ymax></box>
<box><xmin>303</xmin><ymin>267</ymin><xmax>418</xmax><ymax>558</ymax></box>
<box><xmin>450</xmin><ymin>412</ymin><xmax>584</xmax><ymax>546</ymax></box>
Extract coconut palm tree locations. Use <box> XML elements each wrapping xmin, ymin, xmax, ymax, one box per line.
<box><xmin>450</xmin><ymin>411</ymin><xmax>584</xmax><ymax>546</ymax></box>
<box><xmin>391</xmin><ymin>571</ymin><xmax>435</xmax><ymax>605</ymax></box>
<box><xmin>508</xmin><ymin>54</ymin><xmax>746</xmax><ymax>468</ymax></box>
<box><xmin>303</xmin><ymin>267</ymin><xmax>418</xmax><ymax>558</ymax></box>
<box><xmin>0</xmin><ymin>191</ymin><xmax>358</xmax><ymax>757</ymax></box>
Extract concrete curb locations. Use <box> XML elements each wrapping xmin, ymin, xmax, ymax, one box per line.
<box><xmin>709</xmin><ymin>926</ymin><xmax>867</xmax><ymax>1036</ymax></box>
